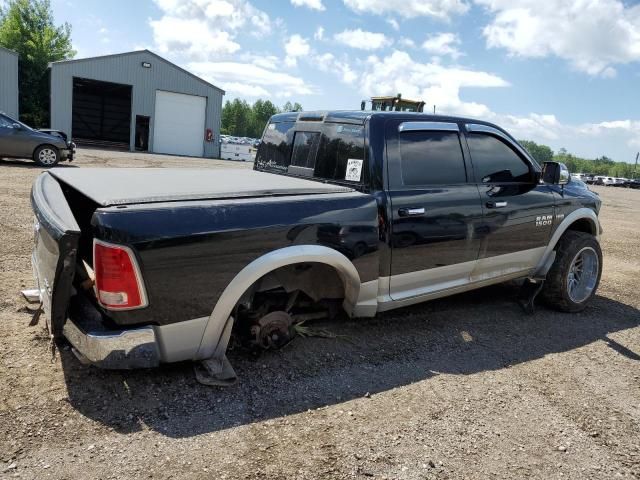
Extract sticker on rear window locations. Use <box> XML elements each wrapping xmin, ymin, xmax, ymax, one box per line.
<box><xmin>345</xmin><ymin>159</ymin><xmax>363</xmax><ymax>182</ymax></box>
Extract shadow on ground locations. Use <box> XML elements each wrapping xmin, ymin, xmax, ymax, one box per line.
<box><xmin>58</xmin><ymin>284</ymin><xmax>640</xmax><ymax>438</ymax></box>
<box><xmin>0</xmin><ymin>158</ymin><xmax>78</xmax><ymax>169</ymax></box>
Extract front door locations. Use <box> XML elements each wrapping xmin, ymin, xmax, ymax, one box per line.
<box><xmin>463</xmin><ymin>124</ymin><xmax>555</xmax><ymax>280</ymax></box>
<box><xmin>387</xmin><ymin>121</ymin><xmax>484</xmax><ymax>300</ymax></box>
<box><xmin>0</xmin><ymin>114</ymin><xmax>29</xmax><ymax>157</ymax></box>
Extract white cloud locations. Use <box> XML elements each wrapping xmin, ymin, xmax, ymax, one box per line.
<box><xmin>290</xmin><ymin>0</ymin><xmax>325</xmax><ymax>10</ymax></box>
<box><xmin>151</xmin><ymin>0</ymin><xmax>271</xmax><ymax>61</ymax></box>
<box><xmin>314</xmin><ymin>26</ymin><xmax>325</xmax><ymax>41</ymax></box>
<box><xmin>398</xmin><ymin>37</ymin><xmax>417</xmax><ymax>48</ymax></box>
<box><xmin>422</xmin><ymin>32</ymin><xmax>462</xmax><ymax>59</ymax></box>
<box><xmin>387</xmin><ymin>18</ymin><xmax>400</xmax><ymax>30</ymax></box>
<box><xmin>477</xmin><ymin>0</ymin><xmax>640</xmax><ymax>77</ymax></box>
<box><xmin>284</xmin><ymin>34</ymin><xmax>311</xmax><ymax>67</ymax></box>
<box><xmin>327</xmin><ymin>50</ymin><xmax>509</xmax><ymax>117</ymax></box>
<box><xmin>334</xmin><ymin>29</ymin><xmax>392</xmax><ymax>50</ymax></box>
<box><xmin>343</xmin><ymin>0</ymin><xmax>469</xmax><ymax>20</ymax></box>
<box><xmin>150</xmin><ymin>17</ymin><xmax>240</xmax><ymax>59</ymax></box>
<box><xmin>314</xmin><ymin>53</ymin><xmax>358</xmax><ymax>83</ymax></box>
<box><xmin>189</xmin><ymin>60</ymin><xmax>316</xmax><ymax>98</ymax></box>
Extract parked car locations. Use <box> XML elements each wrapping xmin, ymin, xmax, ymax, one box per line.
<box><xmin>26</xmin><ymin>111</ymin><xmax>603</xmax><ymax>384</ymax></box>
<box><xmin>600</xmin><ymin>176</ymin><xmax>616</xmax><ymax>186</ymax></box>
<box><xmin>0</xmin><ymin>112</ymin><xmax>75</xmax><ymax>167</ymax></box>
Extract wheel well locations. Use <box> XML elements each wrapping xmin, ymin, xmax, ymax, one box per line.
<box><xmin>565</xmin><ymin>218</ymin><xmax>596</xmax><ymax>236</ymax></box>
<box><xmin>33</xmin><ymin>144</ymin><xmax>59</xmax><ymax>158</ymax></box>
<box><xmin>238</xmin><ymin>262</ymin><xmax>346</xmax><ymax>310</ymax></box>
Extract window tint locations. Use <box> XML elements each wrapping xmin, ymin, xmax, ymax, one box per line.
<box><xmin>467</xmin><ymin>133</ymin><xmax>531</xmax><ymax>183</ymax></box>
<box><xmin>291</xmin><ymin>131</ymin><xmax>321</xmax><ymax>169</ymax></box>
<box><xmin>399</xmin><ymin>131</ymin><xmax>466</xmax><ymax>185</ymax></box>
<box><xmin>255</xmin><ymin>121</ymin><xmax>295</xmax><ymax>173</ymax></box>
<box><xmin>0</xmin><ymin>115</ymin><xmax>12</xmax><ymax>128</ymax></box>
<box><xmin>315</xmin><ymin>124</ymin><xmax>366</xmax><ymax>183</ymax></box>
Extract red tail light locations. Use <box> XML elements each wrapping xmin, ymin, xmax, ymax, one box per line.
<box><xmin>93</xmin><ymin>240</ymin><xmax>147</xmax><ymax>310</ymax></box>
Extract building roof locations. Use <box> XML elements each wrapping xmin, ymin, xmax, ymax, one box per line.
<box><xmin>49</xmin><ymin>49</ymin><xmax>224</xmax><ymax>94</ymax></box>
<box><xmin>0</xmin><ymin>46</ymin><xmax>18</xmax><ymax>57</ymax></box>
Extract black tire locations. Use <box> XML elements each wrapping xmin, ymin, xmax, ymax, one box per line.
<box><xmin>541</xmin><ymin>231</ymin><xmax>602</xmax><ymax>312</ymax></box>
<box><xmin>33</xmin><ymin>145</ymin><xmax>60</xmax><ymax>167</ymax></box>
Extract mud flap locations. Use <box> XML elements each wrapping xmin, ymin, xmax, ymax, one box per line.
<box><xmin>194</xmin><ymin>316</ymin><xmax>237</xmax><ymax>386</ymax></box>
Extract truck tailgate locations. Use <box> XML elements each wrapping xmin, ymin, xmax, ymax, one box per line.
<box><xmin>31</xmin><ymin>172</ymin><xmax>80</xmax><ymax>336</ymax></box>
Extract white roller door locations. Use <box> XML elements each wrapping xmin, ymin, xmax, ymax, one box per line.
<box><xmin>153</xmin><ymin>90</ymin><xmax>206</xmax><ymax>157</ymax></box>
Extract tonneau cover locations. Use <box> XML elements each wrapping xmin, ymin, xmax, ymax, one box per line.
<box><xmin>48</xmin><ymin>168</ymin><xmax>354</xmax><ymax>206</ymax></box>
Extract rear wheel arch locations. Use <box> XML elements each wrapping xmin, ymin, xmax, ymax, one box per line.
<box><xmin>195</xmin><ymin>245</ymin><xmax>361</xmax><ymax>360</ymax></box>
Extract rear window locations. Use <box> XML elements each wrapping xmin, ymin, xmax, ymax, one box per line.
<box><xmin>255</xmin><ymin>122</ymin><xmax>366</xmax><ymax>184</ymax></box>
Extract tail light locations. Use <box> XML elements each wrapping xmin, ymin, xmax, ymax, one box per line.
<box><xmin>93</xmin><ymin>240</ymin><xmax>148</xmax><ymax>310</ymax></box>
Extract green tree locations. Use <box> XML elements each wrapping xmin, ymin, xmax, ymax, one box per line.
<box><xmin>519</xmin><ymin>140</ymin><xmax>554</xmax><ymax>164</ymax></box>
<box><xmin>281</xmin><ymin>101</ymin><xmax>303</xmax><ymax>112</ymax></box>
<box><xmin>221</xmin><ymin>98</ymin><xmax>303</xmax><ymax>138</ymax></box>
<box><xmin>0</xmin><ymin>0</ymin><xmax>75</xmax><ymax>126</ymax></box>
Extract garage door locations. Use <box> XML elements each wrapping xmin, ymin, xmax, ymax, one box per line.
<box><xmin>153</xmin><ymin>90</ymin><xmax>206</xmax><ymax>157</ymax></box>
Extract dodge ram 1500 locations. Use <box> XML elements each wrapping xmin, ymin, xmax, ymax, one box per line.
<box><xmin>27</xmin><ymin>111</ymin><xmax>603</xmax><ymax>384</ymax></box>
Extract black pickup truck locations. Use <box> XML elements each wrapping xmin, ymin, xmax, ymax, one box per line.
<box><xmin>27</xmin><ymin>111</ymin><xmax>603</xmax><ymax>383</ymax></box>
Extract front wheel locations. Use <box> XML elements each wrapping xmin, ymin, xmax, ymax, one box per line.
<box><xmin>541</xmin><ymin>231</ymin><xmax>602</xmax><ymax>312</ymax></box>
<box><xmin>34</xmin><ymin>145</ymin><xmax>60</xmax><ymax>167</ymax></box>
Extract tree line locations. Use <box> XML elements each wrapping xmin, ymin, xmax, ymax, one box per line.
<box><xmin>0</xmin><ymin>0</ymin><xmax>75</xmax><ymax>126</ymax></box>
<box><xmin>519</xmin><ymin>140</ymin><xmax>638</xmax><ymax>178</ymax></box>
<box><xmin>221</xmin><ymin>98</ymin><xmax>303</xmax><ymax>139</ymax></box>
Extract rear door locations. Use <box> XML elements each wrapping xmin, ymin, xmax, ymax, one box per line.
<box><xmin>463</xmin><ymin>124</ymin><xmax>555</xmax><ymax>279</ymax></box>
<box><xmin>387</xmin><ymin>121</ymin><xmax>484</xmax><ymax>300</ymax></box>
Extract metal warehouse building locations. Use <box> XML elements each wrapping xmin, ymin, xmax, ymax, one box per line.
<box><xmin>0</xmin><ymin>46</ymin><xmax>19</xmax><ymax>118</ymax></box>
<box><xmin>50</xmin><ymin>50</ymin><xmax>224</xmax><ymax>157</ymax></box>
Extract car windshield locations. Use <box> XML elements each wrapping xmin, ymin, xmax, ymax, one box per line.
<box><xmin>2</xmin><ymin>114</ymin><xmax>33</xmax><ymax>131</ymax></box>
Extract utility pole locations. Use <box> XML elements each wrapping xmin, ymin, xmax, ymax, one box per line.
<box><xmin>634</xmin><ymin>152</ymin><xmax>639</xmax><ymax>178</ymax></box>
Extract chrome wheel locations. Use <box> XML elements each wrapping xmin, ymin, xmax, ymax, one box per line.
<box><xmin>566</xmin><ymin>246</ymin><xmax>599</xmax><ymax>303</ymax></box>
<box><xmin>38</xmin><ymin>148</ymin><xmax>57</xmax><ymax>165</ymax></box>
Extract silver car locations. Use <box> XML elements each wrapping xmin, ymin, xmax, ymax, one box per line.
<box><xmin>0</xmin><ymin>112</ymin><xmax>74</xmax><ymax>167</ymax></box>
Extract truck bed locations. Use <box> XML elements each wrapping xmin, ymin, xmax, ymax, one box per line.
<box><xmin>49</xmin><ymin>168</ymin><xmax>354</xmax><ymax>206</ymax></box>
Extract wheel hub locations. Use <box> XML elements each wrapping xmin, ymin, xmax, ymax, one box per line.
<box><xmin>567</xmin><ymin>247</ymin><xmax>599</xmax><ymax>303</ymax></box>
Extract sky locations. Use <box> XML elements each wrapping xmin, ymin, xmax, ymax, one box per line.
<box><xmin>43</xmin><ymin>0</ymin><xmax>640</xmax><ymax>162</ymax></box>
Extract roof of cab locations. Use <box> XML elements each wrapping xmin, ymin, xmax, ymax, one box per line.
<box><xmin>268</xmin><ymin>110</ymin><xmax>501</xmax><ymax>129</ymax></box>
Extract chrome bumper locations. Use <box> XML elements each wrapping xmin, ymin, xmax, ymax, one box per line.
<box><xmin>63</xmin><ymin>318</ymin><xmax>160</xmax><ymax>369</ymax></box>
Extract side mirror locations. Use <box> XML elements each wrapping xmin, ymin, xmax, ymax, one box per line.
<box><xmin>542</xmin><ymin>162</ymin><xmax>570</xmax><ymax>185</ymax></box>
<box><xmin>11</xmin><ymin>122</ymin><xmax>22</xmax><ymax>130</ymax></box>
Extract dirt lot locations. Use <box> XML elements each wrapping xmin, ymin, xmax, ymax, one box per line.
<box><xmin>1</xmin><ymin>150</ymin><xmax>639</xmax><ymax>479</ymax></box>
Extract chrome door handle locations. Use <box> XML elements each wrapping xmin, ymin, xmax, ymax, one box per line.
<box><xmin>398</xmin><ymin>207</ymin><xmax>425</xmax><ymax>217</ymax></box>
<box><xmin>486</xmin><ymin>201</ymin><xmax>508</xmax><ymax>208</ymax></box>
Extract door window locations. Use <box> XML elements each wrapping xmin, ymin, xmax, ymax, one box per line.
<box><xmin>467</xmin><ymin>133</ymin><xmax>531</xmax><ymax>183</ymax></box>
<box><xmin>399</xmin><ymin>130</ymin><xmax>467</xmax><ymax>185</ymax></box>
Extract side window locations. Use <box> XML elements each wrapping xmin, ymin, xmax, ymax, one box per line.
<box><xmin>467</xmin><ymin>133</ymin><xmax>531</xmax><ymax>183</ymax></box>
<box><xmin>399</xmin><ymin>130</ymin><xmax>467</xmax><ymax>186</ymax></box>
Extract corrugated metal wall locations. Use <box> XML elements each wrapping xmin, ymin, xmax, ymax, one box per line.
<box><xmin>0</xmin><ymin>47</ymin><xmax>19</xmax><ymax>118</ymax></box>
<box><xmin>50</xmin><ymin>50</ymin><xmax>223</xmax><ymax>157</ymax></box>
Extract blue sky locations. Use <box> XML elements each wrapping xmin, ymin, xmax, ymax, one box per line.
<box><xmin>47</xmin><ymin>0</ymin><xmax>640</xmax><ymax>162</ymax></box>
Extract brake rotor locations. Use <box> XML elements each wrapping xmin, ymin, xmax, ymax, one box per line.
<box><xmin>251</xmin><ymin>311</ymin><xmax>293</xmax><ymax>349</ymax></box>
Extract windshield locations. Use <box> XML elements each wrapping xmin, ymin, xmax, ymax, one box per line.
<box><xmin>1</xmin><ymin>113</ymin><xmax>33</xmax><ymax>131</ymax></box>
<box><xmin>255</xmin><ymin>121</ymin><xmax>367</xmax><ymax>186</ymax></box>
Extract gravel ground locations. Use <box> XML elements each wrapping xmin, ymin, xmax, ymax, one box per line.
<box><xmin>0</xmin><ymin>149</ymin><xmax>639</xmax><ymax>480</ymax></box>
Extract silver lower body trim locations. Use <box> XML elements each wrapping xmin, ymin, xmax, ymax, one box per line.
<box><xmin>63</xmin><ymin>318</ymin><xmax>160</xmax><ymax>369</ymax></box>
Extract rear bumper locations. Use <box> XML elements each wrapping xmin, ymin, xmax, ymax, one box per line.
<box><xmin>63</xmin><ymin>317</ymin><xmax>160</xmax><ymax>369</ymax></box>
